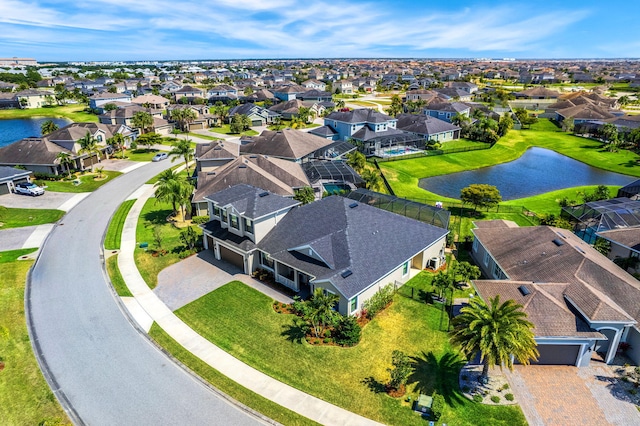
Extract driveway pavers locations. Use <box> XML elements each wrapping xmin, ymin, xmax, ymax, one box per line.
<box><xmin>506</xmin><ymin>364</ymin><xmax>640</xmax><ymax>426</ymax></box>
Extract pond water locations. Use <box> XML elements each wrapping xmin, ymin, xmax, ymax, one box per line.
<box><xmin>419</xmin><ymin>147</ymin><xmax>636</xmax><ymax>200</ymax></box>
<box><xmin>0</xmin><ymin>117</ymin><xmax>71</xmax><ymax>148</ymax></box>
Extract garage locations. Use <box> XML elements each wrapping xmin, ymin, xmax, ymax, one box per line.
<box><xmin>219</xmin><ymin>245</ymin><xmax>245</xmax><ymax>271</ymax></box>
<box><xmin>532</xmin><ymin>344</ymin><xmax>580</xmax><ymax>365</ymax></box>
<box><xmin>0</xmin><ymin>182</ymin><xmax>10</xmax><ymax>195</ymax></box>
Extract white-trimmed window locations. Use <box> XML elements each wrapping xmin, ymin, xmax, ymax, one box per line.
<box><xmin>259</xmin><ymin>252</ymin><xmax>274</xmax><ymax>269</ymax></box>
<box><xmin>244</xmin><ymin>218</ymin><xmax>253</xmax><ymax>234</ymax></box>
<box><xmin>493</xmin><ymin>262</ymin><xmax>501</xmax><ymax>279</ymax></box>
<box><xmin>230</xmin><ymin>214</ymin><xmax>239</xmax><ymax>230</ymax></box>
<box><xmin>221</xmin><ymin>209</ymin><xmax>228</xmax><ymax>224</ymax></box>
<box><xmin>472</xmin><ymin>238</ymin><xmax>478</xmax><ymax>252</ymax></box>
<box><xmin>213</xmin><ymin>206</ymin><xmax>221</xmax><ymax>218</ymax></box>
<box><xmin>350</xmin><ymin>296</ymin><xmax>357</xmax><ymax>313</ymax></box>
<box><xmin>483</xmin><ymin>251</ymin><xmax>490</xmax><ymax>266</ymax></box>
<box><xmin>402</xmin><ymin>261</ymin><xmax>409</xmax><ymax>276</ymax></box>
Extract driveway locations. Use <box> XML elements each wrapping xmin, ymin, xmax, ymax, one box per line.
<box><xmin>506</xmin><ymin>364</ymin><xmax>640</xmax><ymax>425</ymax></box>
<box><xmin>154</xmin><ymin>249</ymin><xmax>293</xmax><ymax>311</ymax></box>
<box><xmin>98</xmin><ymin>158</ymin><xmax>147</xmax><ymax>173</ymax></box>
<box><xmin>0</xmin><ymin>224</ymin><xmax>54</xmax><ymax>251</ymax></box>
<box><xmin>0</xmin><ymin>191</ymin><xmax>85</xmax><ymax>211</ymax></box>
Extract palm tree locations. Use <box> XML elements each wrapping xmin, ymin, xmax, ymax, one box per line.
<box><xmin>168</xmin><ymin>139</ymin><xmax>194</xmax><ymax>174</ymax></box>
<box><xmin>41</xmin><ymin>120</ymin><xmax>59</xmax><ymax>136</ymax></box>
<box><xmin>132</xmin><ymin>111</ymin><xmax>154</xmax><ymax>134</ymax></box>
<box><xmin>307</xmin><ymin>288</ymin><xmax>339</xmax><ymax>338</ymax></box>
<box><xmin>107</xmin><ymin>133</ymin><xmax>126</xmax><ymax>159</ymax></box>
<box><xmin>361</xmin><ymin>168</ymin><xmax>383</xmax><ymax>191</ymax></box>
<box><xmin>450</xmin><ymin>295</ymin><xmax>538</xmax><ymax>383</ymax></box>
<box><xmin>154</xmin><ymin>168</ymin><xmax>187</xmax><ymax>214</ymax></box>
<box><xmin>56</xmin><ymin>152</ymin><xmax>74</xmax><ymax>178</ymax></box>
<box><xmin>78</xmin><ymin>132</ymin><xmax>102</xmax><ymax>166</ymax></box>
<box><xmin>170</xmin><ymin>107</ymin><xmax>198</xmax><ymax>132</ymax></box>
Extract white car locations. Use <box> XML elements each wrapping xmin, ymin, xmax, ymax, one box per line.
<box><xmin>15</xmin><ymin>182</ymin><xmax>45</xmax><ymax>196</ymax></box>
<box><xmin>152</xmin><ymin>152</ymin><xmax>168</xmax><ymax>162</ymax></box>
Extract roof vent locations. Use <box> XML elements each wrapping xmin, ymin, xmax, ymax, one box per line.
<box><xmin>575</xmin><ymin>245</ymin><xmax>585</xmax><ymax>254</ymax></box>
<box><xmin>238</xmin><ymin>165</ymin><xmax>247</xmax><ymax>169</ymax></box>
<box><xmin>249</xmin><ymin>155</ymin><xmax>258</xmax><ymax>158</ymax></box>
<box><xmin>518</xmin><ymin>285</ymin><xmax>531</xmax><ymax>296</ymax></box>
<box><xmin>259</xmin><ymin>191</ymin><xmax>269</xmax><ymax>197</ymax></box>
<box><xmin>552</xmin><ymin>238</ymin><xmax>564</xmax><ymax>247</ymax></box>
<box><xmin>349</xmin><ymin>202</ymin><xmax>358</xmax><ymax>209</ymax></box>
<box><xmin>341</xmin><ymin>270</ymin><xmax>353</xmax><ymax>278</ymax></box>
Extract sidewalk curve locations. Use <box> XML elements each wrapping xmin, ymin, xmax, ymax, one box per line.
<box><xmin>117</xmin><ymin>185</ymin><xmax>382</xmax><ymax>426</ymax></box>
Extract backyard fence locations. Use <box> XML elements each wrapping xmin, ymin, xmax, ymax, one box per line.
<box><xmin>374</xmin><ymin>142</ymin><xmax>493</xmax><ymax>162</ymax></box>
<box><xmin>372</xmin><ymin>159</ymin><xmax>396</xmax><ymax>196</ymax></box>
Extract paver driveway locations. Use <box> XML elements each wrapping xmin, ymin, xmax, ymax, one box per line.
<box><xmin>507</xmin><ymin>364</ymin><xmax>640</xmax><ymax>425</ymax></box>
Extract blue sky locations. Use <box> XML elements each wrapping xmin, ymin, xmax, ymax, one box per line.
<box><xmin>0</xmin><ymin>0</ymin><xmax>639</xmax><ymax>61</ymax></box>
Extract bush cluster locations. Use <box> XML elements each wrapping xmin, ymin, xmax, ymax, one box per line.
<box><xmin>190</xmin><ymin>215</ymin><xmax>209</xmax><ymax>224</ymax></box>
<box><xmin>362</xmin><ymin>283</ymin><xmax>395</xmax><ymax>319</ymax></box>
<box><xmin>431</xmin><ymin>392</ymin><xmax>445</xmax><ymax>420</ymax></box>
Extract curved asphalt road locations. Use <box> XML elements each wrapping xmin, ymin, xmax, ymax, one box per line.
<box><xmin>27</xmin><ymin>162</ymin><xmax>263</xmax><ymax>425</ymax></box>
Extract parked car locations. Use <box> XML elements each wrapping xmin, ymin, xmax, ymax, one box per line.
<box><xmin>15</xmin><ymin>182</ymin><xmax>45</xmax><ymax>196</ymax></box>
<box><xmin>152</xmin><ymin>152</ymin><xmax>168</xmax><ymax>162</ymax></box>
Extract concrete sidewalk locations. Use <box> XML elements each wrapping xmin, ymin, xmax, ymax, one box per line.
<box><xmin>116</xmin><ymin>185</ymin><xmax>381</xmax><ymax>426</ymax></box>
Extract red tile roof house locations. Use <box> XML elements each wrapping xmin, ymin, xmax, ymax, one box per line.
<box><xmin>470</xmin><ymin>220</ymin><xmax>640</xmax><ymax>367</ymax></box>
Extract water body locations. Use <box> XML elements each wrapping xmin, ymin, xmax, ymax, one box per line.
<box><xmin>0</xmin><ymin>117</ymin><xmax>71</xmax><ymax>148</ymax></box>
<box><xmin>419</xmin><ymin>147</ymin><xmax>636</xmax><ymax>201</ymax></box>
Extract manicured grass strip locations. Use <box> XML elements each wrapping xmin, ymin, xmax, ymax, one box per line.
<box><xmin>0</xmin><ymin>258</ymin><xmax>69</xmax><ymax>425</ymax></box>
<box><xmin>134</xmin><ymin>197</ymin><xmax>201</xmax><ymax>289</ymax></box>
<box><xmin>104</xmin><ymin>200</ymin><xmax>135</xmax><ymax>250</ymax></box>
<box><xmin>175</xmin><ymin>281</ymin><xmax>526</xmax><ymax>425</ymax></box>
<box><xmin>502</xmin><ymin>185</ymin><xmax>620</xmax><ymax>216</ymax></box>
<box><xmin>36</xmin><ymin>170</ymin><xmax>121</xmax><ymax>193</ymax></box>
<box><xmin>105</xmin><ymin>255</ymin><xmax>133</xmax><ymax>297</ymax></box>
<box><xmin>124</xmin><ymin>149</ymin><xmax>161</xmax><ymax>162</ymax></box>
<box><xmin>148</xmin><ymin>324</ymin><xmax>318</xmax><ymax>426</ymax></box>
<box><xmin>0</xmin><ymin>207</ymin><xmax>64</xmax><ymax>229</ymax></box>
<box><xmin>379</xmin><ymin>118</ymin><xmax>639</xmax><ymax>204</ymax></box>
<box><xmin>186</xmin><ymin>132</ymin><xmax>223</xmax><ymax>141</ymax></box>
<box><xmin>0</xmin><ymin>248</ymin><xmax>37</xmax><ymax>263</ymax></box>
<box><xmin>0</xmin><ymin>104</ymin><xmax>98</xmax><ymax>122</ymax></box>
<box><xmin>145</xmin><ymin>164</ymin><xmax>185</xmax><ymax>185</ymax></box>
<box><xmin>210</xmin><ymin>124</ymin><xmax>258</xmax><ymax>136</ymax></box>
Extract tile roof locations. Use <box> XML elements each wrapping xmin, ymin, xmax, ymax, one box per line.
<box><xmin>240</xmin><ymin>129</ymin><xmax>332</xmax><ymax>160</ymax></box>
<box><xmin>195</xmin><ymin>141</ymin><xmax>239</xmax><ymax>161</ymax></box>
<box><xmin>257</xmin><ymin>196</ymin><xmax>448</xmax><ymax>299</ymax></box>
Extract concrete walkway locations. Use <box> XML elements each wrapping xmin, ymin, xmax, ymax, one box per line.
<box><xmin>117</xmin><ymin>185</ymin><xmax>380</xmax><ymax>426</ymax></box>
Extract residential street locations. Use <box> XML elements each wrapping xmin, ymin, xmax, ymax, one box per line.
<box><xmin>27</xmin><ymin>161</ymin><xmax>263</xmax><ymax>425</ymax></box>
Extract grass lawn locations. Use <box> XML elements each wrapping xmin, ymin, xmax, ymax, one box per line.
<box><xmin>184</xmin><ymin>132</ymin><xmax>224</xmax><ymax>141</ymax></box>
<box><xmin>0</xmin><ymin>104</ymin><xmax>97</xmax><ymax>122</ymax></box>
<box><xmin>174</xmin><ymin>281</ymin><xmax>525</xmax><ymax>425</ymax></box>
<box><xmin>104</xmin><ymin>200</ymin><xmax>135</xmax><ymax>250</ymax></box>
<box><xmin>210</xmin><ymin>124</ymin><xmax>258</xmax><ymax>136</ymax></box>
<box><xmin>105</xmin><ymin>255</ymin><xmax>132</xmax><ymax>297</ymax></box>
<box><xmin>379</xmin><ymin>119</ymin><xmax>640</xmax><ymax>208</ymax></box>
<box><xmin>0</xmin><ymin>207</ymin><xmax>64</xmax><ymax>229</ymax></box>
<box><xmin>0</xmin><ymin>250</ymin><xmax>69</xmax><ymax>425</ymax></box>
<box><xmin>502</xmin><ymin>185</ymin><xmax>619</xmax><ymax>216</ymax></box>
<box><xmin>36</xmin><ymin>170</ymin><xmax>121</xmax><ymax>193</ymax></box>
<box><xmin>134</xmin><ymin>197</ymin><xmax>201</xmax><ymax>289</ymax></box>
<box><xmin>124</xmin><ymin>148</ymin><xmax>161</xmax><ymax>162</ymax></box>
<box><xmin>149</xmin><ymin>325</ymin><xmax>319</xmax><ymax>426</ymax></box>
<box><xmin>267</xmin><ymin>122</ymin><xmax>320</xmax><ymax>130</ymax></box>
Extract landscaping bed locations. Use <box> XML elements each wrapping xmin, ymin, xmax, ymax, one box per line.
<box><xmin>35</xmin><ymin>170</ymin><xmax>121</xmax><ymax>193</ymax></box>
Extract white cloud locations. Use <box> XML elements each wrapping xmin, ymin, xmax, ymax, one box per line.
<box><xmin>0</xmin><ymin>0</ymin><xmax>592</xmax><ymax>59</ymax></box>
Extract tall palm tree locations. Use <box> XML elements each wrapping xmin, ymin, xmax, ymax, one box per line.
<box><xmin>41</xmin><ymin>120</ymin><xmax>59</xmax><ymax>136</ymax></box>
<box><xmin>168</xmin><ymin>139</ymin><xmax>194</xmax><ymax>174</ymax></box>
<box><xmin>154</xmin><ymin>169</ymin><xmax>188</xmax><ymax>214</ymax></box>
<box><xmin>78</xmin><ymin>132</ymin><xmax>102</xmax><ymax>166</ymax></box>
<box><xmin>361</xmin><ymin>168</ymin><xmax>383</xmax><ymax>191</ymax></box>
<box><xmin>56</xmin><ymin>152</ymin><xmax>74</xmax><ymax>178</ymax></box>
<box><xmin>450</xmin><ymin>295</ymin><xmax>538</xmax><ymax>383</ymax></box>
<box><xmin>307</xmin><ymin>288</ymin><xmax>339</xmax><ymax>337</ymax></box>
<box><xmin>132</xmin><ymin>111</ymin><xmax>154</xmax><ymax>134</ymax></box>
<box><xmin>107</xmin><ymin>133</ymin><xmax>126</xmax><ymax>159</ymax></box>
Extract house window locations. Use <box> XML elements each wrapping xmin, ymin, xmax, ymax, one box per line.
<box><xmin>230</xmin><ymin>214</ymin><xmax>239</xmax><ymax>230</ymax></box>
<box><xmin>350</xmin><ymin>297</ymin><xmax>357</xmax><ymax>313</ymax></box>
<box><xmin>402</xmin><ymin>261</ymin><xmax>409</xmax><ymax>276</ymax></box>
<box><xmin>483</xmin><ymin>252</ymin><xmax>490</xmax><ymax>267</ymax></box>
<box><xmin>493</xmin><ymin>262</ymin><xmax>501</xmax><ymax>279</ymax></box>
<box><xmin>213</xmin><ymin>206</ymin><xmax>221</xmax><ymax>218</ymax></box>
<box><xmin>244</xmin><ymin>218</ymin><xmax>254</xmax><ymax>234</ymax></box>
<box><xmin>221</xmin><ymin>209</ymin><xmax>228</xmax><ymax>224</ymax></box>
<box><xmin>259</xmin><ymin>252</ymin><xmax>274</xmax><ymax>269</ymax></box>
<box><xmin>472</xmin><ymin>238</ymin><xmax>478</xmax><ymax>252</ymax></box>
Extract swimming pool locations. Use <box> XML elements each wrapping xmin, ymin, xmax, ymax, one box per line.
<box><xmin>323</xmin><ymin>183</ymin><xmax>351</xmax><ymax>194</ymax></box>
<box><xmin>381</xmin><ymin>146</ymin><xmax>423</xmax><ymax>157</ymax></box>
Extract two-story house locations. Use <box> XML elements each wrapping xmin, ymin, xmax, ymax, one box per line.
<box><xmin>89</xmin><ymin>92</ymin><xmax>132</xmax><ymax>110</ymax></box>
<box><xmin>202</xmin><ymin>184</ymin><xmax>448</xmax><ymax>316</ymax></box>
<box><xmin>423</xmin><ymin>102</ymin><xmax>471</xmax><ymax>123</ymax></box>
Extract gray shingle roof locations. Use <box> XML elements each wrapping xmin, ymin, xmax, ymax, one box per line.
<box><xmin>257</xmin><ymin>196</ymin><xmax>448</xmax><ymax>299</ymax></box>
<box><xmin>204</xmin><ymin>184</ymin><xmax>299</xmax><ymax>220</ymax></box>
<box><xmin>0</xmin><ymin>166</ymin><xmax>31</xmax><ymax>181</ymax></box>
<box><xmin>240</xmin><ymin>129</ymin><xmax>332</xmax><ymax>161</ymax></box>
<box><xmin>396</xmin><ymin>113</ymin><xmax>460</xmax><ymax>136</ymax></box>
<box><xmin>325</xmin><ymin>109</ymin><xmax>393</xmax><ymax>124</ymax></box>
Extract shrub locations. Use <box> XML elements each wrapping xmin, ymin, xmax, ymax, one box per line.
<box><xmin>323</xmin><ymin>338</ymin><xmax>330</xmax><ymax>344</ymax></box>
<box><xmin>387</xmin><ymin>351</ymin><xmax>412</xmax><ymax>390</ymax></box>
<box><xmin>502</xmin><ymin>383</ymin><xmax>510</xmax><ymax>390</ymax></box>
<box><xmin>333</xmin><ymin>315</ymin><xmax>362</xmax><ymax>347</ymax></box>
<box><xmin>362</xmin><ymin>283</ymin><xmax>395</xmax><ymax>319</ymax></box>
<box><xmin>324</xmin><ymin>329</ymin><xmax>331</xmax><ymax>338</ymax></box>
<box><xmin>491</xmin><ymin>395</ymin><xmax>500</xmax><ymax>403</ymax></box>
<box><xmin>473</xmin><ymin>394</ymin><xmax>483</xmax><ymax>403</ymax></box>
<box><xmin>291</xmin><ymin>296</ymin><xmax>308</xmax><ymax>317</ymax></box>
<box><xmin>178</xmin><ymin>250</ymin><xmax>194</xmax><ymax>259</ymax></box>
<box><xmin>191</xmin><ymin>215</ymin><xmax>209</xmax><ymax>224</ymax></box>
<box><xmin>505</xmin><ymin>393</ymin><xmax>514</xmax><ymax>401</ymax></box>
<box><xmin>33</xmin><ymin>172</ymin><xmax>61</xmax><ymax>181</ymax></box>
<box><xmin>431</xmin><ymin>392</ymin><xmax>445</xmax><ymax>420</ymax></box>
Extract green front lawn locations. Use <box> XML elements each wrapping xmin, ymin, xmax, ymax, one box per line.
<box><xmin>36</xmin><ymin>170</ymin><xmax>121</xmax><ymax>193</ymax></box>
<box><xmin>0</xmin><ymin>207</ymin><xmax>64</xmax><ymax>229</ymax></box>
<box><xmin>124</xmin><ymin>148</ymin><xmax>161</xmax><ymax>162</ymax></box>
<box><xmin>185</xmin><ymin>132</ymin><xmax>224</xmax><ymax>141</ymax></box>
<box><xmin>0</xmin><ymin>104</ymin><xmax>97</xmax><ymax>122</ymax></box>
<box><xmin>104</xmin><ymin>200</ymin><xmax>135</xmax><ymax>250</ymax></box>
<box><xmin>174</xmin><ymin>280</ymin><xmax>525</xmax><ymax>425</ymax></box>
<box><xmin>379</xmin><ymin>119</ymin><xmax>639</xmax><ymax>207</ymax></box>
<box><xmin>210</xmin><ymin>124</ymin><xmax>258</xmax><ymax>136</ymax></box>
<box><xmin>0</xmin><ymin>251</ymin><xmax>69</xmax><ymax>425</ymax></box>
<box><xmin>134</xmin><ymin>197</ymin><xmax>201</xmax><ymax>289</ymax></box>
